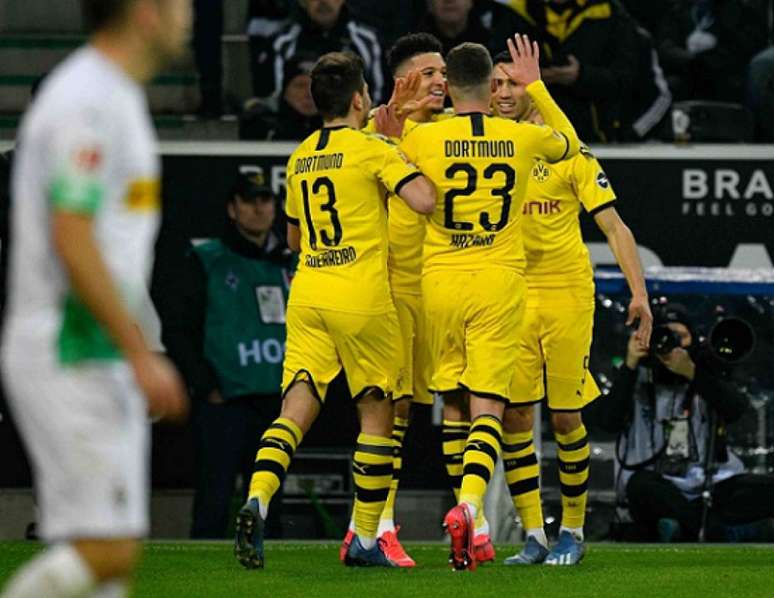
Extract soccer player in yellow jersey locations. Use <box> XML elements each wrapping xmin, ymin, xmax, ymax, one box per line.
<box><xmin>234</xmin><ymin>52</ymin><xmax>436</xmax><ymax>570</ymax></box>
<box><xmin>372</xmin><ymin>33</ymin><xmax>498</xmax><ymax>565</ymax></box>
<box><xmin>489</xmin><ymin>50</ymin><xmax>653</xmax><ymax>566</ymax></box>
<box><xmin>340</xmin><ymin>32</ymin><xmax>447</xmax><ymax>568</ymax></box>
<box><xmin>399</xmin><ymin>35</ymin><xmax>581</xmax><ymax>571</ymax></box>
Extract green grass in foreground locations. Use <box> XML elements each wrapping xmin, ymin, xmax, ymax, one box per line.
<box><xmin>1</xmin><ymin>541</ymin><xmax>772</xmax><ymax>597</ymax></box>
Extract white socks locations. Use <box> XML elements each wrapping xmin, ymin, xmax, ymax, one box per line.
<box><xmin>561</xmin><ymin>526</ymin><xmax>584</xmax><ymax>542</ymax></box>
<box><xmin>463</xmin><ymin>501</ymin><xmax>478</xmax><ymax>520</ymax></box>
<box><xmin>358</xmin><ymin>535</ymin><xmax>376</xmax><ymax>550</ymax></box>
<box><xmin>474</xmin><ymin>518</ymin><xmax>489</xmax><ymax>538</ymax></box>
<box><xmin>258</xmin><ymin>498</ymin><xmax>269</xmax><ymax>521</ymax></box>
<box><xmin>2</xmin><ymin>544</ymin><xmax>95</xmax><ymax>598</ymax></box>
<box><xmin>377</xmin><ymin>518</ymin><xmax>395</xmax><ymax>537</ymax></box>
<box><xmin>527</xmin><ymin>528</ymin><xmax>549</xmax><ymax>548</ymax></box>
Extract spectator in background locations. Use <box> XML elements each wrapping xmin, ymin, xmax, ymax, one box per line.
<box><xmin>249</xmin><ymin>0</ymin><xmax>386</xmax><ymax>104</ymax></box>
<box><xmin>654</xmin><ymin>0</ymin><xmax>767</xmax><ymax>103</ymax></box>
<box><xmin>247</xmin><ymin>0</ymin><xmax>294</xmax><ymax>96</ymax></box>
<box><xmin>240</xmin><ymin>55</ymin><xmax>322</xmax><ymax>140</ymax></box>
<box><xmin>347</xmin><ymin>0</ymin><xmax>421</xmax><ymax>50</ymax></box>
<box><xmin>161</xmin><ymin>170</ymin><xmax>295</xmax><ymax>539</ymax></box>
<box><xmin>416</xmin><ymin>0</ymin><xmax>520</xmax><ymax>57</ymax></box>
<box><xmin>621</xmin><ymin>21</ymin><xmax>673</xmax><ymax>140</ymax></box>
<box><xmin>502</xmin><ymin>0</ymin><xmax>639</xmax><ymax>142</ymax></box>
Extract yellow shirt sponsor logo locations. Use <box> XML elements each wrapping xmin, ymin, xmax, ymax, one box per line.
<box><xmin>125</xmin><ymin>179</ymin><xmax>160</xmax><ymax>212</ymax></box>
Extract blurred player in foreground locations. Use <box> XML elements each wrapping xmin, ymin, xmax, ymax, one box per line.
<box><xmin>1</xmin><ymin>1</ymin><xmax>191</xmax><ymax>596</ymax></box>
<box><xmin>235</xmin><ymin>51</ymin><xmax>436</xmax><ymax>570</ymax></box>
<box><xmin>490</xmin><ymin>51</ymin><xmax>652</xmax><ymax>565</ymax></box>
<box><xmin>398</xmin><ymin>35</ymin><xmax>581</xmax><ymax>570</ymax></box>
<box><xmin>339</xmin><ymin>31</ymin><xmax>448</xmax><ymax>568</ymax></box>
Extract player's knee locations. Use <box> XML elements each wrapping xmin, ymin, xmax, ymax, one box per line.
<box><xmin>73</xmin><ymin>539</ymin><xmax>141</xmax><ymax>581</ymax></box>
<box><xmin>280</xmin><ymin>383</ymin><xmax>321</xmax><ymax>434</ymax></box>
<box><xmin>441</xmin><ymin>390</ymin><xmax>469</xmax><ymax>420</ymax></box>
<box><xmin>504</xmin><ymin>406</ymin><xmax>534</xmax><ymax>432</ymax></box>
<box><xmin>550</xmin><ymin>411</ymin><xmax>582</xmax><ymax>435</ymax></box>
<box><xmin>357</xmin><ymin>388</ymin><xmax>394</xmax><ymax>436</ymax></box>
<box><xmin>394</xmin><ymin>397</ymin><xmax>411</xmax><ymax>420</ymax></box>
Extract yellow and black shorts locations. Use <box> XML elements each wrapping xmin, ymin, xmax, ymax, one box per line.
<box><xmin>509</xmin><ymin>287</ymin><xmax>600</xmax><ymax>411</ymax></box>
<box><xmin>282</xmin><ymin>305</ymin><xmax>400</xmax><ymax>402</ymax></box>
<box><xmin>393</xmin><ymin>291</ymin><xmax>433</xmax><ymax>404</ymax></box>
<box><xmin>422</xmin><ymin>268</ymin><xmax>526</xmax><ymax>402</ymax></box>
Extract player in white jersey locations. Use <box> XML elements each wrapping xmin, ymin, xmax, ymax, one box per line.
<box><xmin>1</xmin><ymin>2</ymin><xmax>190</xmax><ymax>597</ymax></box>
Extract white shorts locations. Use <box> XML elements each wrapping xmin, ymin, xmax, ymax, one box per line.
<box><xmin>2</xmin><ymin>351</ymin><xmax>149</xmax><ymax>542</ymax></box>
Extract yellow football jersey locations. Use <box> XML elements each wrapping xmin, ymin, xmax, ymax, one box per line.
<box><xmin>285</xmin><ymin>125</ymin><xmax>421</xmax><ymax>314</ymax></box>
<box><xmin>387</xmin><ymin>112</ymin><xmax>454</xmax><ymax>294</ymax></box>
<box><xmin>523</xmin><ymin>146</ymin><xmax>616</xmax><ymax>288</ymax></box>
<box><xmin>399</xmin><ymin>112</ymin><xmax>573</xmax><ymax>273</ymax></box>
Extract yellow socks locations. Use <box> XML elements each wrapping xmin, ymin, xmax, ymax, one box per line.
<box><xmin>442</xmin><ymin>419</ymin><xmax>470</xmax><ymax>501</ymax></box>
<box><xmin>248</xmin><ymin>418</ymin><xmax>303</xmax><ymax>513</ymax></box>
<box><xmin>353</xmin><ymin>433</ymin><xmax>394</xmax><ymax>544</ymax></box>
<box><xmin>459</xmin><ymin>415</ymin><xmax>502</xmax><ymax>517</ymax></box>
<box><xmin>502</xmin><ymin>429</ymin><xmax>544</xmax><ymax>531</ymax></box>
<box><xmin>555</xmin><ymin>424</ymin><xmax>590</xmax><ymax>530</ymax></box>
<box><xmin>380</xmin><ymin>416</ymin><xmax>409</xmax><ymax>525</ymax></box>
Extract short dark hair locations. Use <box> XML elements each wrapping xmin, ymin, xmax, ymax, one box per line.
<box><xmin>492</xmin><ymin>50</ymin><xmax>512</xmax><ymax>67</ymax></box>
<box><xmin>446</xmin><ymin>43</ymin><xmax>492</xmax><ymax>91</ymax></box>
<box><xmin>81</xmin><ymin>0</ymin><xmax>134</xmax><ymax>32</ymax></box>
<box><xmin>387</xmin><ymin>33</ymin><xmax>444</xmax><ymax>75</ymax></box>
<box><xmin>310</xmin><ymin>52</ymin><xmax>366</xmax><ymax>120</ymax></box>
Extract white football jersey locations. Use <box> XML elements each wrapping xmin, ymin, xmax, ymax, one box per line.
<box><xmin>5</xmin><ymin>46</ymin><xmax>161</xmax><ymax>364</ymax></box>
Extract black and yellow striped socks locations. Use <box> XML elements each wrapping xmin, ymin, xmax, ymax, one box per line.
<box><xmin>555</xmin><ymin>424</ymin><xmax>590</xmax><ymax>533</ymax></box>
<box><xmin>503</xmin><ymin>429</ymin><xmax>544</xmax><ymax>531</ymax></box>
<box><xmin>353</xmin><ymin>434</ymin><xmax>394</xmax><ymax>546</ymax></box>
<box><xmin>442</xmin><ymin>419</ymin><xmax>470</xmax><ymax>501</ymax></box>
<box><xmin>249</xmin><ymin>417</ymin><xmax>303</xmax><ymax>515</ymax></box>
<box><xmin>380</xmin><ymin>416</ymin><xmax>409</xmax><ymax>527</ymax></box>
<box><xmin>459</xmin><ymin>415</ymin><xmax>502</xmax><ymax>517</ymax></box>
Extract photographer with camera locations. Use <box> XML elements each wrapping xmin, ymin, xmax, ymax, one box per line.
<box><xmin>600</xmin><ymin>303</ymin><xmax>774</xmax><ymax>542</ymax></box>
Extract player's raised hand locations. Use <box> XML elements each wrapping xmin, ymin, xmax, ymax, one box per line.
<box><xmin>503</xmin><ymin>34</ymin><xmax>541</xmax><ymax>87</ymax></box>
<box><xmin>627</xmin><ymin>295</ymin><xmax>653</xmax><ymax>350</ymax></box>
<box><xmin>373</xmin><ymin>103</ymin><xmax>405</xmax><ymax>139</ymax></box>
<box><xmin>131</xmin><ymin>351</ymin><xmax>189</xmax><ymax>423</ymax></box>
<box><xmin>388</xmin><ymin>69</ymin><xmax>434</xmax><ymax>118</ymax></box>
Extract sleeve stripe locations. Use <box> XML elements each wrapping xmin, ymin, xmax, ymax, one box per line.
<box><xmin>559</xmin><ymin>131</ymin><xmax>570</xmax><ymax>161</ymax></box>
<box><xmin>286</xmin><ymin>215</ymin><xmax>300</xmax><ymax>225</ymax></box>
<box><xmin>394</xmin><ymin>171</ymin><xmax>422</xmax><ymax>197</ymax></box>
<box><xmin>588</xmin><ymin>199</ymin><xmax>617</xmax><ymax>216</ymax></box>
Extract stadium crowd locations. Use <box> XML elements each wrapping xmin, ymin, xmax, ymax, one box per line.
<box><xmin>191</xmin><ymin>0</ymin><xmax>774</xmax><ymax>142</ymax></box>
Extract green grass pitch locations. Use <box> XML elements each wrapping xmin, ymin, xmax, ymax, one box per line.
<box><xmin>1</xmin><ymin>541</ymin><xmax>772</xmax><ymax>597</ymax></box>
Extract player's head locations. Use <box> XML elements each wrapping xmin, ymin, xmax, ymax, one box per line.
<box><xmin>82</xmin><ymin>0</ymin><xmax>192</xmax><ymax>68</ymax></box>
<box><xmin>387</xmin><ymin>33</ymin><xmax>446</xmax><ymax>114</ymax></box>
<box><xmin>228</xmin><ymin>170</ymin><xmax>276</xmax><ymax>239</ymax></box>
<box><xmin>445</xmin><ymin>42</ymin><xmax>493</xmax><ymax>106</ymax></box>
<box><xmin>311</xmin><ymin>52</ymin><xmax>371</xmax><ymax>127</ymax></box>
<box><xmin>491</xmin><ymin>50</ymin><xmax>533</xmax><ymax>121</ymax></box>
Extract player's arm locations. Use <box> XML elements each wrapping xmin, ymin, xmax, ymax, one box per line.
<box><xmin>284</xmin><ymin>164</ymin><xmax>302</xmax><ymax>252</ymax></box>
<box><xmin>594</xmin><ymin>207</ymin><xmax>652</xmax><ymax>348</ymax></box>
<box><xmin>378</xmin><ymin>134</ymin><xmax>436</xmax><ymax>214</ymax></box>
<box><xmin>395</xmin><ymin>173</ymin><xmax>435</xmax><ymax>215</ymax></box>
<box><xmin>503</xmin><ymin>34</ymin><xmax>580</xmax><ymax>162</ymax></box>
<box><xmin>286</xmin><ymin>222</ymin><xmax>301</xmax><ymax>252</ymax></box>
<box><xmin>48</xmin><ymin>122</ymin><xmax>186</xmax><ymax>420</ymax></box>
<box><xmin>52</xmin><ymin>213</ymin><xmax>186</xmax><ymax>420</ymax></box>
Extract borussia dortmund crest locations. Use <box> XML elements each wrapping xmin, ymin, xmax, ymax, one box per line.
<box><xmin>532</xmin><ymin>161</ymin><xmax>551</xmax><ymax>183</ymax></box>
